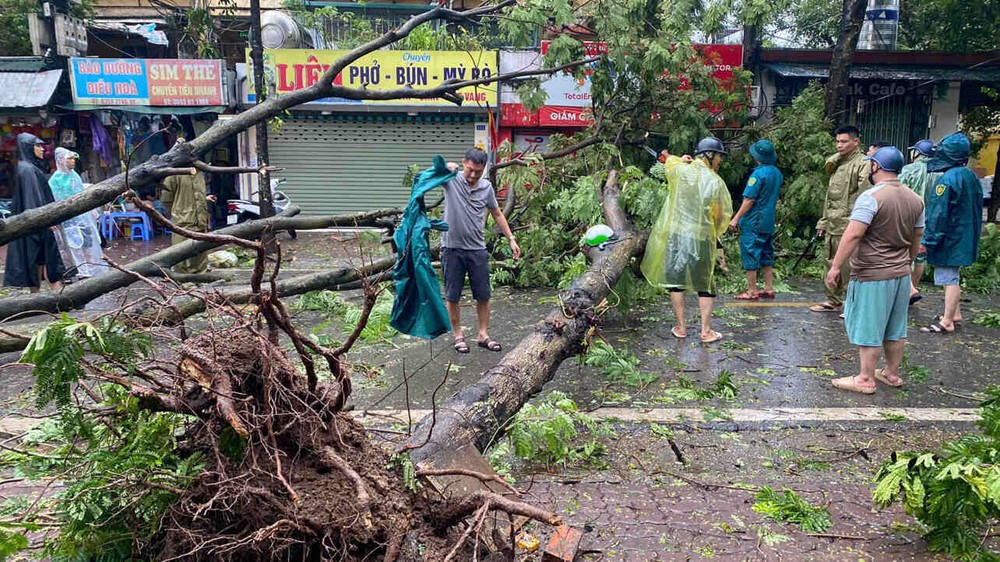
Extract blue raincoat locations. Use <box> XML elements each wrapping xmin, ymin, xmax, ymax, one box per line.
<box><xmin>389</xmin><ymin>156</ymin><xmax>456</xmax><ymax>339</ymax></box>
<box><xmin>921</xmin><ymin>133</ymin><xmax>983</xmax><ymax>268</ymax></box>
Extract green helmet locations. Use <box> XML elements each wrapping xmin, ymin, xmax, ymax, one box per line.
<box><xmin>583</xmin><ymin>224</ymin><xmax>615</xmax><ymax>247</ymax></box>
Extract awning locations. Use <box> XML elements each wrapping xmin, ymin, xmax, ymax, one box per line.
<box><xmin>0</xmin><ymin>69</ymin><xmax>63</xmax><ymax>109</ymax></box>
<box><xmin>57</xmin><ymin>103</ymin><xmax>225</xmax><ymax>115</ymax></box>
<box><xmin>764</xmin><ymin>62</ymin><xmax>1000</xmax><ymax>82</ymax></box>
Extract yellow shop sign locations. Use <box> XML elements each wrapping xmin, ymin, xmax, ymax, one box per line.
<box><xmin>250</xmin><ymin>49</ymin><xmax>498</xmax><ymax>107</ymax></box>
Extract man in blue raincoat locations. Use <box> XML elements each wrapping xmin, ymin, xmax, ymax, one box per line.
<box><xmin>918</xmin><ymin>133</ymin><xmax>983</xmax><ymax>334</ymax></box>
<box><xmin>389</xmin><ymin>156</ymin><xmax>456</xmax><ymax>340</ymax></box>
<box><xmin>728</xmin><ymin>139</ymin><xmax>783</xmax><ymax>300</ymax></box>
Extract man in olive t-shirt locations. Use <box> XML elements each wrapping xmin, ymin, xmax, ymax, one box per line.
<box><xmin>825</xmin><ymin>147</ymin><xmax>925</xmax><ymax>395</ymax></box>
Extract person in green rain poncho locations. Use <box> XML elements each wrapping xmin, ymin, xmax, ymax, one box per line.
<box><xmin>898</xmin><ymin>139</ymin><xmax>941</xmax><ymax>303</ymax></box>
<box><xmin>641</xmin><ymin>137</ymin><xmax>733</xmax><ymax>344</ymax></box>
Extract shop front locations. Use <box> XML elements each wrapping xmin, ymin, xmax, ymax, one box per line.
<box><xmin>0</xmin><ymin>58</ymin><xmax>65</xmax><ymax>200</ymax></box>
<box><xmin>241</xmin><ymin>48</ymin><xmax>497</xmax><ymax>216</ymax></box>
<box><xmin>63</xmin><ymin>57</ymin><xmax>231</xmax><ymax>190</ymax></box>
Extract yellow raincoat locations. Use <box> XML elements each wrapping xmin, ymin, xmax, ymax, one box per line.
<box><xmin>641</xmin><ymin>156</ymin><xmax>733</xmax><ymax>293</ymax></box>
<box><xmin>161</xmin><ymin>172</ymin><xmax>210</xmax><ymax>274</ymax></box>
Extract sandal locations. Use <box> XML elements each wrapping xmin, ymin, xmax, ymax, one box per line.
<box><xmin>831</xmin><ymin>375</ymin><xmax>876</xmax><ymax>395</ymax></box>
<box><xmin>700</xmin><ymin>330</ymin><xmax>723</xmax><ymax>344</ymax></box>
<box><xmin>733</xmin><ymin>291</ymin><xmax>759</xmax><ymax>301</ymax></box>
<box><xmin>759</xmin><ymin>290</ymin><xmax>776</xmax><ymax>299</ymax></box>
<box><xmin>874</xmin><ymin>368</ymin><xmax>904</xmax><ymax>388</ymax></box>
<box><xmin>671</xmin><ymin>326</ymin><xmax>687</xmax><ymax>339</ymax></box>
<box><xmin>454</xmin><ymin>337</ymin><xmax>470</xmax><ymax>354</ymax></box>
<box><xmin>477</xmin><ymin>338</ymin><xmax>502</xmax><ymax>352</ymax></box>
<box><xmin>934</xmin><ymin>315</ymin><xmax>962</xmax><ymax>330</ymax></box>
<box><xmin>920</xmin><ymin>321</ymin><xmax>954</xmax><ymax>334</ymax></box>
<box><xmin>909</xmin><ymin>293</ymin><xmax>923</xmax><ymax>305</ymax></box>
<box><xmin>809</xmin><ymin>302</ymin><xmax>841</xmax><ymax>313</ymax></box>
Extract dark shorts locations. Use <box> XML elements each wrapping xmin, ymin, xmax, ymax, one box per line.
<box><xmin>739</xmin><ymin>230</ymin><xmax>775</xmax><ymax>271</ymax></box>
<box><xmin>442</xmin><ymin>247</ymin><xmax>491</xmax><ymax>302</ymax></box>
<box><xmin>668</xmin><ymin>287</ymin><xmax>716</xmax><ymax>298</ymax></box>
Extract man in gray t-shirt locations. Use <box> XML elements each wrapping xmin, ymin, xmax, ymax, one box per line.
<box><xmin>442</xmin><ymin>148</ymin><xmax>521</xmax><ymax>354</ymax></box>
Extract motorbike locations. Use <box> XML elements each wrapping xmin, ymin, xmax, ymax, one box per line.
<box><xmin>226</xmin><ymin>178</ymin><xmax>296</xmax><ymax>239</ymax></box>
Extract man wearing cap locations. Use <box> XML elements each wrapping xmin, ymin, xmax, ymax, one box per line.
<box><xmin>826</xmin><ymin>146</ymin><xmax>925</xmax><ymax>394</ymax></box>
<box><xmin>642</xmin><ymin>137</ymin><xmax>733</xmax><ymax>343</ymax></box>
<box><xmin>899</xmin><ymin>139</ymin><xmax>941</xmax><ymax>303</ymax></box>
<box><xmin>729</xmin><ymin>139</ymin><xmax>783</xmax><ymax>300</ymax></box>
<box><xmin>811</xmin><ymin>125</ymin><xmax>872</xmax><ymax>313</ymax></box>
<box><xmin>919</xmin><ymin>133</ymin><xmax>983</xmax><ymax>334</ymax></box>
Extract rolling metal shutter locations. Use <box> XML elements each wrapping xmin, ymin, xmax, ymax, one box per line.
<box><xmin>269</xmin><ymin>114</ymin><xmax>478</xmax><ymax>216</ymax></box>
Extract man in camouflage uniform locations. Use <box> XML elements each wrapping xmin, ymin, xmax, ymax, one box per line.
<box><xmin>811</xmin><ymin>125</ymin><xmax>872</xmax><ymax>313</ymax></box>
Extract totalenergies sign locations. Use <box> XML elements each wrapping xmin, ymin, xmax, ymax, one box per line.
<box><xmin>248</xmin><ymin>49</ymin><xmax>498</xmax><ymax>107</ymax></box>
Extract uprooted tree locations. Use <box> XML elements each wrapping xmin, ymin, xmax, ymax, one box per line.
<box><xmin>0</xmin><ymin>0</ymin><xmax>756</xmax><ymax>559</ymax></box>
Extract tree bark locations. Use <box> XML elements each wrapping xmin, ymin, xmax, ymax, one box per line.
<box><xmin>989</xmin><ymin>140</ymin><xmax>1000</xmax><ymax>223</ymax></box>
<box><xmin>742</xmin><ymin>24</ymin><xmax>760</xmax><ymax>71</ymax></box>
<box><xmin>824</xmin><ymin>0</ymin><xmax>868</xmax><ymax>127</ymax></box>
<box><xmin>408</xmin><ymin>170</ymin><xmax>647</xmax><ymax>465</ymax></box>
<box><xmin>0</xmin><ymin>206</ymin><xmax>401</xmax><ymax>321</ymax></box>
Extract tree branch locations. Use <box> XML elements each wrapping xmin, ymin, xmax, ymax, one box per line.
<box><xmin>493</xmin><ymin>136</ymin><xmax>606</xmax><ymax>171</ymax></box>
<box><xmin>0</xmin><ymin>206</ymin><xmax>404</xmax><ymax>321</ymax></box>
<box><xmin>326</xmin><ymin>57</ymin><xmax>599</xmax><ymax>104</ymax></box>
<box><xmin>192</xmin><ymin>161</ymin><xmax>282</xmax><ymax>175</ymax></box>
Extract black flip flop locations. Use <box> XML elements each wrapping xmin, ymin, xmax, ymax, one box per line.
<box><xmin>477</xmin><ymin>339</ymin><xmax>502</xmax><ymax>352</ymax></box>
<box><xmin>909</xmin><ymin>294</ymin><xmax>923</xmax><ymax>305</ymax></box>
<box><xmin>920</xmin><ymin>322</ymin><xmax>954</xmax><ymax>334</ymax></box>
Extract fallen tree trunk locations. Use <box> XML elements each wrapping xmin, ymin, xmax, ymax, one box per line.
<box><xmin>0</xmin><ymin>206</ymin><xmax>401</xmax><ymax>321</ymax></box>
<box><xmin>127</xmin><ymin>256</ymin><xmax>398</xmax><ymax>326</ymax></box>
<box><xmin>408</xmin><ymin>169</ymin><xmax>647</xmax><ymax>465</ymax></box>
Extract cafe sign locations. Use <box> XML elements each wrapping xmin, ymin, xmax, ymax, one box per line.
<box><xmin>69</xmin><ymin>58</ymin><xmax>225</xmax><ymax>106</ymax></box>
<box><xmin>247</xmin><ymin>49</ymin><xmax>498</xmax><ymax>107</ymax></box>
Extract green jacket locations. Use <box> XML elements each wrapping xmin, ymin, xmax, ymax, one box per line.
<box><xmin>899</xmin><ymin>158</ymin><xmax>942</xmax><ymax>201</ymax></box>
<box><xmin>389</xmin><ymin>156</ymin><xmax>456</xmax><ymax>339</ymax></box>
<box><xmin>817</xmin><ymin>149</ymin><xmax>870</xmax><ymax>235</ymax></box>
<box><xmin>161</xmin><ymin>173</ymin><xmax>209</xmax><ymax>231</ymax></box>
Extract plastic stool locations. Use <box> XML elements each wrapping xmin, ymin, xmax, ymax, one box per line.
<box><xmin>130</xmin><ymin>221</ymin><xmax>150</xmax><ymax>241</ymax></box>
<box><xmin>100</xmin><ymin>214</ymin><xmax>116</xmax><ymax>239</ymax></box>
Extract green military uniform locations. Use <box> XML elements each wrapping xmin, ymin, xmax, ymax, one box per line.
<box><xmin>161</xmin><ymin>173</ymin><xmax>210</xmax><ymax>274</ymax></box>
<box><xmin>817</xmin><ymin>149</ymin><xmax>871</xmax><ymax>305</ymax></box>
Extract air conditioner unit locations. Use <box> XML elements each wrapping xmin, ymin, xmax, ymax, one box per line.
<box><xmin>749</xmin><ymin>85</ymin><xmax>761</xmax><ymax>117</ymax></box>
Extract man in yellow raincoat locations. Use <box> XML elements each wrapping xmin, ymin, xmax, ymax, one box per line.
<box><xmin>641</xmin><ymin>137</ymin><xmax>733</xmax><ymax>344</ymax></box>
<box><xmin>160</xmin><ymin>152</ymin><xmax>215</xmax><ymax>274</ymax></box>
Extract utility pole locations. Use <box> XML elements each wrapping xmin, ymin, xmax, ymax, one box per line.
<box><xmin>249</xmin><ymin>0</ymin><xmax>276</xmax><ymax>225</ymax></box>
